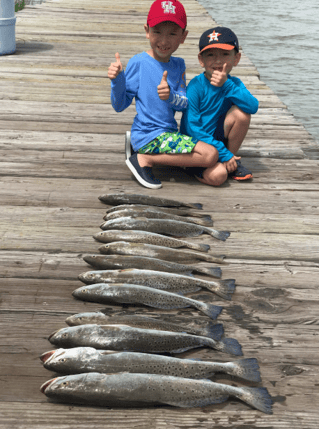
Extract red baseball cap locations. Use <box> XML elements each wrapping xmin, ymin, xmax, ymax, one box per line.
<box><xmin>147</xmin><ymin>0</ymin><xmax>187</xmax><ymax>29</ymax></box>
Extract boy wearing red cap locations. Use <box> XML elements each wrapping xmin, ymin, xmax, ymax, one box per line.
<box><xmin>180</xmin><ymin>27</ymin><xmax>259</xmax><ymax>184</ymax></box>
<box><xmin>108</xmin><ymin>0</ymin><xmax>218</xmax><ymax>189</ymax></box>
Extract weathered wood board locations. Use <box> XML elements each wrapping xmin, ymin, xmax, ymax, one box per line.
<box><xmin>0</xmin><ymin>0</ymin><xmax>319</xmax><ymax>427</ymax></box>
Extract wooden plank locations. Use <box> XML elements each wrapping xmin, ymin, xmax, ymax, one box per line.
<box><xmin>0</xmin><ymin>403</ymin><xmax>318</xmax><ymax>428</ymax></box>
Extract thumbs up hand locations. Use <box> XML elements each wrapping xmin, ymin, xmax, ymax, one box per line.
<box><xmin>108</xmin><ymin>53</ymin><xmax>123</xmax><ymax>80</ymax></box>
<box><xmin>157</xmin><ymin>71</ymin><xmax>170</xmax><ymax>100</ymax></box>
<box><xmin>210</xmin><ymin>63</ymin><xmax>228</xmax><ymax>87</ymax></box>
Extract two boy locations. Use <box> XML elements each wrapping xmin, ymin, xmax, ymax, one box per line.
<box><xmin>108</xmin><ymin>0</ymin><xmax>258</xmax><ymax>189</ymax></box>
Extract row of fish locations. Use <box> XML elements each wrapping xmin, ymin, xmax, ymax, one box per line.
<box><xmin>40</xmin><ymin>193</ymin><xmax>272</xmax><ymax>414</ymax></box>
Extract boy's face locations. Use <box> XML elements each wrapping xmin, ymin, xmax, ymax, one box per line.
<box><xmin>198</xmin><ymin>48</ymin><xmax>241</xmax><ymax>80</ymax></box>
<box><xmin>144</xmin><ymin>21</ymin><xmax>188</xmax><ymax>63</ymax></box>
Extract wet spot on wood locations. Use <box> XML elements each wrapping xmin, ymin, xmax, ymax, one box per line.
<box><xmin>226</xmin><ymin>304</ymin><xmax>246</xmax><ymax>320</ymax></box>
<box><xmin>272</xmin><ymin>395</ymin><xmax>287</xmax><ymax>403</ymax></box>
<box><xmin>251</xmin><ymin>287</ymin><xmax>287</xmax><ymax>299</ymax></box>
<box><xmin>280</xmin><ymin>364</ymin><xmax>304</xmax><ymax>376</ymax></box>
<box><xmin>243</xmin><ymin>297</ymin><xmax>290</xmax><ymax>315</ymax></box>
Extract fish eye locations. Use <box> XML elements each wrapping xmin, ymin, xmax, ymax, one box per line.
<box><xmin>62</xmin><ymin>381</ymin><xmax>68</xmax><ymax>386</ymax></box>
<box><xmin>62</xmin><ymin>333</ymin><xmax>68</xmax><ymax>338</ymax></box>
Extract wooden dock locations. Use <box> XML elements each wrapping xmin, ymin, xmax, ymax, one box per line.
<box><xmin>1</xmin><ymin>0</ymin><xmax>319</xmax><ymax>427</ymax></box>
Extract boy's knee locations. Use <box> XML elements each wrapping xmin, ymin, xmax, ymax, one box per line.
<box><xmin>198</xmin><ymin>142</ymin><xmax>219</xmax><ymax>167</ymax></box>
<box><xmin>238</xmin><ymin>110</ymin><xmax>251</xmax><ymax>127</ymax></box>
<box><xmin>225</xmin><ymin>106</ymin><xmax>251</xmax><ymax>129</ymax></box>
<box><xmin>205</xmin><ymin>150</ymin><xmax>219</xmax><ymax>167</ymax></box>
<box><xmin>203</xmin><ymin>165</ymin><xmax>228</xmax><ymax>187</ymax></box>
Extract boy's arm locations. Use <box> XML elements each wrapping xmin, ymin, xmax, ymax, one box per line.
<box><xmin>158</xmin><ymin>62</ymin><xmax>188</xmax><ymax>111</ymax></box>
<box><xmin>184</xmin><ymin>82</ymin><xmax>234</xmax><ymax>162</ymax></box>
<box><xmin>221</xmin><ymin>77</ymin><xmax>259</xmax><ymax>114</ymax></box>
<box><xmin>110</xmin><ymin>56</ymin><xmax>139</xmax><ymax>112</ymax></box>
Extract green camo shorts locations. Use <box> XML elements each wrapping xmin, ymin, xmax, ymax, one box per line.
<box><xmin>138</xmin><ymin>132</ymin><xmax>198</xmax><ymax>154</ymax></box>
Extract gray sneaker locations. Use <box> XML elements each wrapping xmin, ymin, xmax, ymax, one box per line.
<box><xmin>126</xmin><ymin>153</ymin><xmax>162</xmax><ymax>189</ymax></box>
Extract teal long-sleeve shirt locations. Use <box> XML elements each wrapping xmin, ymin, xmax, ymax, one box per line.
<box><xmin>180</xmin><ymin>72</ymin><xmax>259</xmax><ymax>162</ymax></box>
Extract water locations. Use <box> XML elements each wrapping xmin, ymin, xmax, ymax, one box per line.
<box><xmin>198</xmin><ymin>0</ymin><xmax>319</xmax><ymax>143</ymax></box>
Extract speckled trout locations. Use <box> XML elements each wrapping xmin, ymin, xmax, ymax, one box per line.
<box><xmin>98</xmin><ymin>241</ymin><xmax>225</xmax><ymax>264</ymax></box>
<box><xmin>48</xmin><ymin>325</ymin><xmax>242</xmax><ymax>356</ymax></box>
<box><xmin>72</xmin><ymin>284</ymin><xmax>223</xmax><ymax>319</ymax></box>
<box><xmin>98</xmin><ymin>193</ymin><xmax>203</xmax><ymax>209</ymax></box>
<box><xmin>83</xmin><ymin>254</ymin><xmax>222</xmax><ymax>278</ymax></box>
<box><xmin>100</xmin><ymin>217</ymin><xmax>230</xmax><ymax>241</ymax></box>
<box><xmin>105</xmin><ymin>204</ymin><xmax>208</xmax><ymax>219</ymax></box>
<box><xmin>103</xmin><ymin>208</ymin><xmax>213</xmax><ymax>227</ymax></box>
<box><xmin>78</xmin><ymin>269</ymin><xmax>236</xmax><ymax>301</ymax></box>
<box><xmin>41</xmin><ymin>372</ymin><xmax>272</xmax><ymax>413</ymax></box>
<box><xmin>65</xmin><ymin>313</ymin><xmax>223</xmax><ymax>340</ymax></box>
<box><xmin>94</xmin><ymin>230</ymin><xmax>210</xmax><ymax>253</ymax></box>
<box><xmin>41</xmin><ymin>347</ymin><xmax>261</xmax><ymax>382</ymax></box>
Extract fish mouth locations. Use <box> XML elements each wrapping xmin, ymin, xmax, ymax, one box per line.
<box><xmin>48</xmin><ymin>328</ymin><xmax>63</xmax><ymax>341</ymax></box>
<box><xmin>40</xmin><ymin>378</ymin><xmax>58</xmax><ymax>394</ymax></box>
<box><xmin>40</xmin><ymin>350</ymin><xmax>56</xmax><ymax>363</ymax></box>
<box><xmin>83</xmin><ymin>256</ymin><xmax>93</xmax><ymax>264</ymax></box>
<box><xmin>40</xmin><ymin>348</ymin><xmax>65</xmax><ymax>364</ymax></box>
<box><xmin>78</xmin><ymin>272</ymin><xmax>89</xmax><ymax>283</ymax></box>
<box><xmin>65</xmin><ymin>316</ymin><xmax>75</xmax><ymax>326</ymax></box>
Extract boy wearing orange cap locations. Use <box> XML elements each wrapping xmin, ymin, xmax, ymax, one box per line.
<box><xmin>180</xmin><ymin>27</ymin><xmax>259</xmax><ymax>184</ymax></box>
<box><xmin>108</xmin><ymin>0</ymin><xmax>218</xmax><ymax>189</ymax></box>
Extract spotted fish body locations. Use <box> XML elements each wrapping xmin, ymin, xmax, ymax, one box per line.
<box><xmin>83</xmin><ymin>254</ymin><xmax>222</xmax><ymax>278</ymax></box>
<box><xmin>105</xmin><ymin>204</ymin><xmax>208</xmax><ymax>219</ymax></box>
<box><xmin>72</xmin><ymin>283</ymin><xmax>223</xmax><ymax>320</ymax></box>
<box><xmin>100</xmin><ymin>217</ymin><xmax>230</xmax><ymax>241</ymax></box>
<box><xmin>78</xmin><ymin>269</ymin><xmax>236</xmax><ymax>301</ymax></box>
<box><xmin>41</xmin><ymin>347</ymin><xmax>261</xmax><ymax>382</ymax></box>
<box><xmin>41</xmin><ymin>372</ymin><xmax>272</xmax><ymax>413</ymax></box>
<box><xmin>98</xmin><ymin>241</ymin><xmax>224</xmax><ymax>264</ymax></box>
<box><xmin>48</xmin><ymin>325</ymin><xmax>242</xmax><ymax>356</ymax></box>
<box><xmin>65</xmin><ymin>313</ymin><xmax>223</xmax><ymax>340</ymax></box>
<box><xmin>93</xmin><ymin>230</ymin><xmax>210</xmax><ymax>252</ymax></box>
<box><xmin>104</xmin><ymin>208</ymin><xmax>213</xmax><ymax>227</ymax></box>
<box><xmin>98</xmin><ymin>193</ymin><xmax>203</xmax><ymax>209</ymax></box>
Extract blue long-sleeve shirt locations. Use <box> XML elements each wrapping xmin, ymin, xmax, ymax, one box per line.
<box><xmin>111</xmin><ymin>52</ymin><xmax>188</xmax><ymax>152</ymax></box>
<box><xmin>180</xmin><ymin>72</ymin><xmax>259</xmax><ymax>162</ymax></box>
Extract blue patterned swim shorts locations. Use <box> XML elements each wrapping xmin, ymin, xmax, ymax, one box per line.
<box><xmin>138</xmin><ymin>132</ymin><xmax>198</xmax><ymax>154</ymax></box>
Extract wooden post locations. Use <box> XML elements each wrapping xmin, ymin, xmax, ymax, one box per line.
<box><xmin>0</xmin><ymin>0</ymin><xmax>16</xmax><ymax>55</ymax></box>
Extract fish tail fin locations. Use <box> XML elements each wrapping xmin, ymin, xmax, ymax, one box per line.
<box><xmin>187</xmin><ymin>203</ymin><xmax>203</xmax><ymax>210</ymax></box>
<box><xmin>216</xmin><ymin>337</ymin><xmax>243</xmax><ymax>356</ymax></box>
<box><xmin>190</xmin><ymin>216</ymin><xmax>214</xmax><ymax>227</ymax></box>
<box><xmin>207</xmin><ymin>228</ymin><xmax>230</xmax><ymax>241</ymax></box>
<box><xmin>231</xmin><ymin>358</ymin><xmax>261</xmax><ymax>382</ymax></box>
<box><xmin>195</xmin><ymin>266</ymin><xmax>222</xmax><ymax>278</ymax></box>
<box><xmin>239</xmin><ymin>386</ymin><xmax>273</xmax><ymax>414</ymax></box>
<box><xmin>197</xmin><ymin>302</ymin><xmax>223</xmax><ymax>320</ymax></box>
<box><xmin>205</xmin><ymin>279</ymin><xmax>236</xmax><ymax>300</ymax></box>
<box><xmin>187</xmin><ymin>242</ymin><xmax>211</xmax><ymax>252</ymax></box>
<box><xmin>203</xmin><ymin>322</ymin><xmax>224</xmax><ymax>341</ymax></box>
<box><xmin>201</xmin><ymin>254</ymin><xmax>226</xmax><ymax>263</ymax></box>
